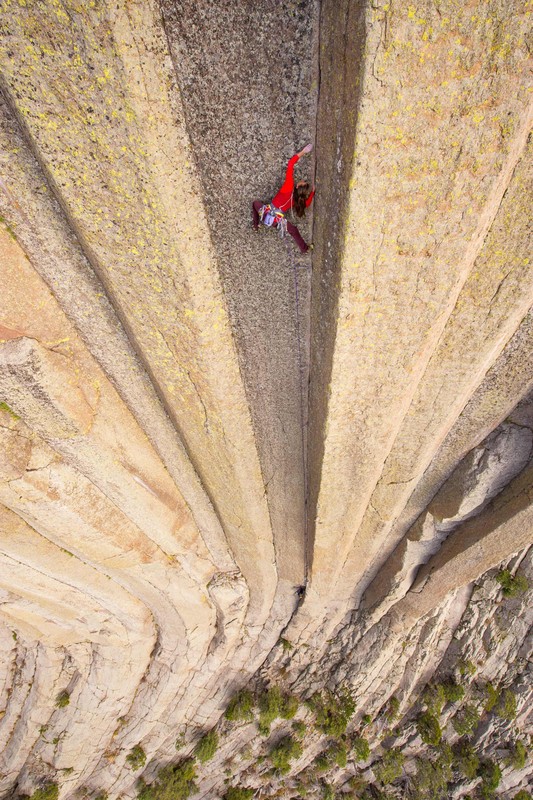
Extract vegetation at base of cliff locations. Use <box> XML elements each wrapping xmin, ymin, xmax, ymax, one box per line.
<box><xmin>373</xmin><ymin>747</ymin><xmax>404</xmax><ymax>784</ymax></box>
<box><xmin>384</xmin><ymin>695</ymin><xmax>400</xmax><ymax>721</ymax></box>
<box><xmin>224</xmin><ymin>789</ymin><xmax>254</xmax><ymax>800</ymax></box>
<box><xmin>258</xmin><ymin>686</ymin><xmax>299</xmax><ymax>735</ymax></box>
<box><xmin>410</xmin><ymin>753</ymin><xmax>452</xmax><ymax>799</ymax></box>
<box><xmin>416</xmin><ymin>711</ymin><xmax>442</xmax><ymax>745</ymax></box>
<box><xmin>483</xmin><ymin>682</ymin><xmax>517</xmax><ymax>720</ymax></box>
<box><xmin>225</xmin><ymin>689</ymin><xmax>254</xmax><ymax>723</ymax></box>
<box><xmin>307</xmin><ymin>689</ymin><xmax>356</xmax><ymax>737</ymax></box>
<box><xmin>495</xmin><ymin>569</ymin><xmax>529</xmax><ymax>596</ymax></box>
<box><xmin>453</xmin><ymin>739</ymin><xmax>479</xmax><ymax>779</ymax></box>
<box><xmin>194</xmin><ymin>729</ymin><xmax>218</xmax><ymax>763</ymax></box>
<box><xmin>27</xmin><ymin>785</ymin><xmax>59</xmax><ymax>800</ymax></box>
<box><xmin>506</xmin><ymin>738</ymin><xmax>528</xmax><ymax>770</ymax></box>
<box><xmin>451</xmin><ymin>703</ymin><xmax>480</xmax><ymax>735</ymax></box>
<box><xmin>269</xmin><ymin>735</ymin><xmax>302</xmax><ymax>774</ymax></box>
<box><xmin>55</xmin><ymin>690</ymin><xmax>70</xmax><ymax>708</ymax></box>
<box><xmin>127</xmin><ymin>745</ymin><xmax>146</xmax><ymax>770</ymax></box>
<box><xmin>137</xmin><ymin>758</ymin><xmax>197</xmax><ymax>800</ymax></box>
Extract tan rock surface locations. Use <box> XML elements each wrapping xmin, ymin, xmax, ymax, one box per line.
<box><xmin>0</xmin><ymin>0</ymin><xmax>532</xmax><ymax>797</ymax></box>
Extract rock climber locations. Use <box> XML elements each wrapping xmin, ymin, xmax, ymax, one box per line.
<box><xmin>252</xmin><ymin>143</ymin><xmax>315</xmax><ymax>253</ymax></box>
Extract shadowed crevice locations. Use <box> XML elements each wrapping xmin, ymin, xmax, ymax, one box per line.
<box><xmin>160</xmin><ymin>0</ymin><xmax>321</xmax><ymax>586</ymax></box>
<box><xmin>307</xmin><ymin>0</ymin><xmax>368</xmax><ymax>572</ymax></box>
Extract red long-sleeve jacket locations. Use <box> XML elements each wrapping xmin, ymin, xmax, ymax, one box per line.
<box><xmin>272</xmin><ymin>154</ymin><xmax>315</xmax><ymax>213</ymax></box>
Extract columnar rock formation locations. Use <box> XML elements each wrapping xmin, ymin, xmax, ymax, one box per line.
<box><xmin>0</xmin><ymin>1</ymin><xmax>531</xmax><ymax>799</ymax></box>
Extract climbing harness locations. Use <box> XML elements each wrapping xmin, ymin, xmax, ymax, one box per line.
<box><xmin>259</xmin><ymin>203</ymin><xmax>288</xmax><ymax>238</ymax></box>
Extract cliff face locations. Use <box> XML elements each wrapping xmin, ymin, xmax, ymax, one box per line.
<box><xmin>0</xmin><ymin>1</ymin><xmax>531</xmax><ymax>799</ymax></box>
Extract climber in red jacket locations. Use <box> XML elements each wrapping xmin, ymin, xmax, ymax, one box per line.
<box><xmin>252</xmin><ymin>144</ymin><xmax>315</xmax><ymax>253</ymax></box>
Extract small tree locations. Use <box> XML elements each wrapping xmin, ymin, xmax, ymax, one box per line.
<box><xmin>513</xmin><ymin>791</ymin><xmax>532</xmax><ymax>800</ymax></box>
<box><xmin>55</xmin><ymin>690</ymin><xmax>70</xmax><ymax>708</ymax></box>
<box><xmin>29</xmin><ymin>785</ymin><xmax>59</xmax><ymax>800</ymax></box>
<box><xmin>331</xmin><ymin>740</ymin><xmax>347</xmax><ymax>768</ymax></box>
<box><xmin>417</xmin><ymin>711</ymin><xmax>442</xmax><ymax>745</ymax></box>
<box><xmin>507</xmin><ymin>739</ymin><xmax>528</xmax><ymax>770</ymax></box>
<box><xmin>422</xmin><ymin>684</ymin><xmax>446</xmax><ymax>715</ymax></box>
<box><xmin>453</xmin><ymin>739</ymin><xmax>479</xmax><ymax>780</ymax></box>
<box><xmin>374</xmin><ymin>748</ymin><xmax>404</xmax><ymax>785</ymax></box>
<box><xmin>385</xmin><ymin>696</ymin><xmax>400</xmax><ymax>722</ymax></box>
<box><xmin>442</xmin><ymin>679</ymin><xmax>464</xmax><ymax>703</ymax></box>
<box><xmin>127</xmin><ymin>745</ymin><xmax>146</xmax><ymax>770</ymax></box>
<box><xmin>352</xmin><ymin>735</ymin><xmax>370</xmax><ymax>762</ymax></box>
<box><xmin>137</xmin><ymin>758</ymin><xmax>197</xmax><ymax>800</ymax></box>
<box><xmin>478</xmin><ymin>759</ymin><xmax>502</xmax><ymax>793</ymax></box>
<box><xmin>225</xmin><ymin>689</ymin><xmax>254</xmax><ymax>723</ymax></box>
<box><xmin>308</xmin><ymin>690</ymin><xmax>355</xmax><ymax>737</ymax></box>
<box><xmin>270</xmin><ymin>735</ymin><xmax>302</xmax><ymax>774</ymax></box>
<box><xmin>224</xmin><ymin>789</ymin><xmax>254</xmax><ymax>800</ymax></box>
<box><xmin>194</xmin><ymin>729</ymin><xmax>218</xmax><ymax>763</ymax></box>
<box><xmin>495</xmin><ymin>688</ymin><xmax>517</xmax><ymax>720</ymax></box>
<box><xmin>495</xmin><ymin>569</ymin><xmax>529</xmax><ymax>597</ymax></box>
<box><xmin>452</xmin><ymin>704</ymin><xmax>479</xmax><ymax>736</ymax></box>
<box><xmin>411</xmin><ymin>755</ymin><xmax>452</xmax><ymax>799</ymax></box>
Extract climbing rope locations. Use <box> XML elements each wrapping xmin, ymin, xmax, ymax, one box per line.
<box><xmin>287</xmin><ymin>240</ymin><xmax>311</xmax><ymax>581</ymax></box>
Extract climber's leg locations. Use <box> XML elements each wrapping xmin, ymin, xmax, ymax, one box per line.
<box><xmin>252</xmin><ymin>200</ymin><xmax>263</xmax><ymax>230</ymax></box>
<box><xmin>286</xmin><ymin>220</ymin><xmax>309</xmax><ymax>253</ymax></box>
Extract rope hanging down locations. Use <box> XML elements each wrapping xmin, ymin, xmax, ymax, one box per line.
<box><xmin>287</xmin><ymin>240</ymin><xmax>311</xmax><ymax>581</ymax></box>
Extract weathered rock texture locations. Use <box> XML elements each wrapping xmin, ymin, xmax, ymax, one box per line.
<box><xmin>0</xmin><ymin>0</ymin><xmax>531</xmax><ymax>798</ymax></box>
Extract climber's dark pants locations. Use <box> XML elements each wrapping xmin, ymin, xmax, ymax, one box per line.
<box><xmin>252</xmin><ymin>200</ymin><xmax>309</xmax><ymax>253</ymax></box>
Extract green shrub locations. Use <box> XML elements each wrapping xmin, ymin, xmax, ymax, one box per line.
<box><xmin>453</xmin><ymin>740</ymin><xmax>479</xmax><ymax>779</ymax></box>
<box><xmin>352</xmin><ymin>735</ymin><xmax>370</xmax><ymax>762</ymax></box>
<box><xmin>385</xmin><ymin>696</ymin><xmax>400</xmax><ymax>721</ymax></box>
<box><xmin>258</xmin><ymin>686</ymin><xmax>282</xmax><ymax>734</ymax></box>
<box><xmin>452</xmin><ymin>704</ymin><xmax>479</xmax><ymax>736</ymax></box>
<box><xmin>194</xmin><ymin>729</ymin><xmax>218</xmax><ymax>763</ymax></box>
<box><xmin>411</xmin><ymin>755</ymin><xmax>452</xmax><ymax>799</ymax></box>
<box><xmin>423</xmin><ymin>684</ymin><xmax>446</xmax><ymax>715</ymax></box>
<box><xmin>225</xmin><ymin>690</ymin><xmax>254</xmax><ymax>723</ymax></box>
<box><xmin>314</xmin><ymin>753</ymin><xmax>330</xmax><ymax>773</ymax></box>
<box><xmin>280</xmin><ymin>637</ymin><xmax>293</xmax><ymax>651</ymax></box>
<box><xmin>280</xmin><ymin>693</ymin><xmax>299</xmax><ymax>719</ymax></box>
<box><xmin>514</xmin><ymin>792</ymin><xmax>532</xmax><ymax>800</ymax></box>
<box><xmin>137</xmin><ymin>758</ymin><xmax>197</xmax><ymax>800</ymax></box>
<box><xmin>442</xmin><ymin>679</ymin><xmax>464</xmax><ymax>703</ymax></box>
<box><xmin>507</xmin><ymin>739</ymin><xmax>528</xmax><ymax>770</ymax></box>
<box><xmin>478</xmin><ymin>758</ymin><xmax>501</xmax><ymax>791</ymax></box>
<box><xmin>495</xmin><ymin>569</ymin><xmax>529</xmax><ymax>596</ymax></box>
<box><xmin>127</xmin><ymin>745</ymin><xmax>146</xmax><ymax>771</ymax></box>
<box><xmin>308</xmin><ymin>690</ymin><xmax>356</xmax><ymax>737</ymax></box>
<box><xmin>361</xmin><ymin>713</ymin><xmax>372</xmax><ymax>726</ymax></box>
<box><xmin>332</xmin><ymin>741</ymin><xmax>347</xmax><ymax>768</ymax></box>
<box><xmin>55</xmin><ymin>690</ymin><xmax>70</xmax><ymax>708</ymax></box>
<box><xmin>257</xmin><ymin>686</ymin><xmax>299</xmax><ymax>734</ymax></box>
<box><xmin>417</xmin><ymin>711</ymin><xmax>442</xmax><ymax>745</ymax></box>
<box><xmin>321</xmin><ymin>783</ymin><xmax>335</xmax><ymax>800</ymax></box>
<box><xmin>270</xmin><ymin>735</ymin><xmax>302</xmax><ymax>774</ymax></box>
<box><xmin>29</xmin><ymin>785</ymin><xmax>59</xmax><ymax>800</ymax></box>
<box><xmin>373</xmin><ymin>748</ymin><xmax>404</xmax><ymax>785</ymax></box>
<box><xmin>484</xmin><ymin>682</ymin><xmax>500</xmax><ymax>712</ymax></box>
<box><xmin>495</xmin><ymin>688</ymin><xmax>517</xmax><ymax>720</ymax></box>
<box><xmin>224</xmin><ymin>789</ymin><xmax>254</xmax><ymax>800</ymax></box>
<box><xmin>458</xmin><ymin>659</ymin><xmax>477</xmax><ymax>676</ymax></box>
<box><xmin>292</xmin><ymin>720</ymin><xmax>306</xmax><ymax>739</ymax></box>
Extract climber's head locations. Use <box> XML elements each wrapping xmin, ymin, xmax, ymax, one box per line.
<box><xmin>293</xmin><ymin>180</ymin><xmax>311</xmax><ymax>218</ymax></box>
